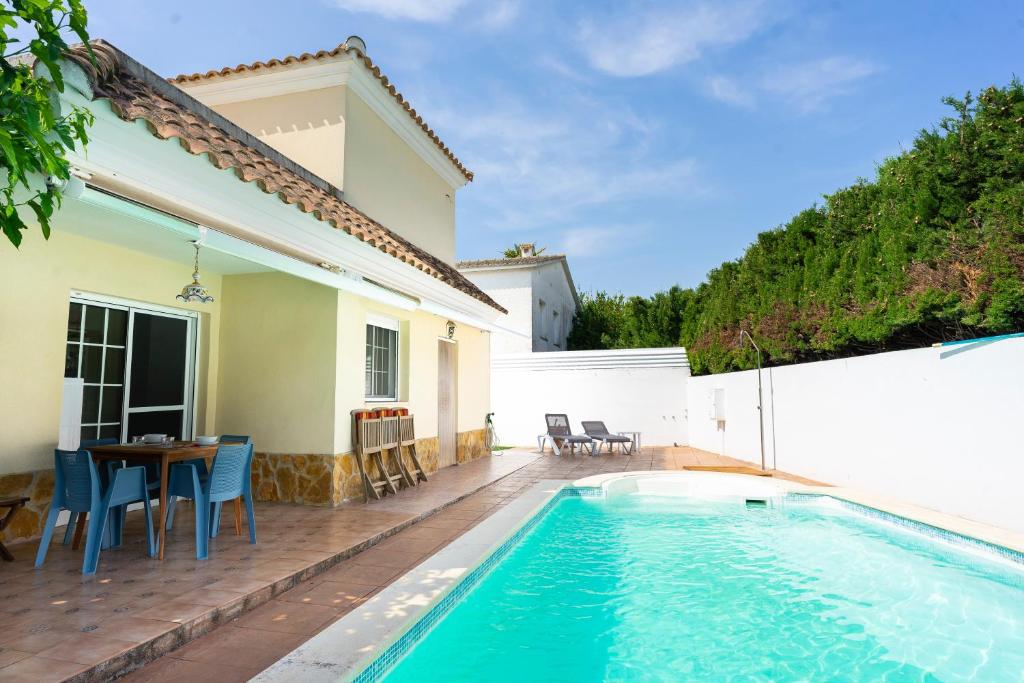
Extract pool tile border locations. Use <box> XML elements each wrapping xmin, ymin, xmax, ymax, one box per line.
<box><xmin>789</xmin><ymin>493</ymin><xmax>1024</xmax><ymax>568</ymax></box>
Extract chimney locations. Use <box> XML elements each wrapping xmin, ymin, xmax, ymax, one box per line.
<box><xmin>518</xmin><ymin>243</ymin><xmax>536</xmax><ymax>257</ymax></box>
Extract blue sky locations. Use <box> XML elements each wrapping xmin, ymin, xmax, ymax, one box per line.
<box><xmin>79</xmin><ymin>0</ymin><xmax>1022</xmax><ymax>295</ymax></box>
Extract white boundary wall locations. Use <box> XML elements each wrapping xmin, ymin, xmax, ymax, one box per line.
<box><xmin>687</xmin><ymin>338</ymin><xmax>1024</xmax><ymax>533</ymax></box>
<box><xmin>491</xmin><ymin>348</ymin><xmax>690</xmax><ymax>448</ymax></box>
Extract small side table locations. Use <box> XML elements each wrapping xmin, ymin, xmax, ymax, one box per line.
<box><xmin>0</xmin><ymin>496</ymin><xmax>30</xmax><ymax>561</ymax></box>
<box><xmin>617</xmin><ymin>431</ymin><xmax>642</xmax><ymax>455</ymax></box>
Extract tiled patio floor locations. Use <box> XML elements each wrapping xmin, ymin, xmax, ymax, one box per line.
<box><xmin>0</xmin><ymin>447</ymin><xmax>777</xmax><ymax>682</ymax></box>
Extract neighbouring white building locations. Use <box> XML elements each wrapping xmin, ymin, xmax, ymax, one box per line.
<box><xmin>458</xmin><ymin>245</ymin><xmax>580</xmax><ymax>354</ymax></box>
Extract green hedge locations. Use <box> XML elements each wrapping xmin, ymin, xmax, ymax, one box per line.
<box><xmin>568</xmin><ymin>81</ymin><xmax>1024</xmax><ymax>375</ymax></box>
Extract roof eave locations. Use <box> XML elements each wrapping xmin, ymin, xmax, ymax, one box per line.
<box><xmin>60</xmin><ymin>39</ymin><xmax>502</xmax><ymax>313</ymax></box>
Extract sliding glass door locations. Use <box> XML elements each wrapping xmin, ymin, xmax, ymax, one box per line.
<box><xmin>65</xmin><ymin>296</ymin><xmax>197</xmax><ymax>443</ymax></box>
<box><xmin>124</xmin><ymin>310</ymin><xmax>194</xmax><ymax>441</ymax></box>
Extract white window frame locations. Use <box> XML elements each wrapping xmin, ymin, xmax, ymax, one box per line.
<box><xmin>69</xmin><ymin>291</ymin><xmax>199</xmax><ymax>441</ymax></box>
<box><xmin>365</xmin><ymin>314</ymin><xmax>400</xmax><ymax>402</ymax></box>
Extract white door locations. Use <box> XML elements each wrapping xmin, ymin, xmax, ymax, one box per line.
<box><xmin>437</xmin><ymin>339</ymin><xmax>457</xmax><ymax>467</ymax></box>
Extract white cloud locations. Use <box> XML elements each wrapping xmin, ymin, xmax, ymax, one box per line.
<box><xmin>425</xmin><ymin>94</ymin><xmax>702</xmax><ymax>235</ymax></box>
<box><xmin>562</xmin><ymin>227</ymin><xmax>631</xmax><ymax>259</ymax></box>
<box><xmin>707</xmin><ymin>75</ymin><xmax>755</xmax><ymax>107</ymax></box>
<box><xmin>578</xmin><ymin>1</ymin><xmax>769</xmax><ymax>77</ymax></box>
<box><xmin>330</xmin><ymin>0</ymin><xmax>469</xmax><ymax>23</ymax></box>
<box><xmin>478</xmin><ymin>0</ymin><xmax>520</xmax><ymax>29</ymax></box>
<box><xmin>760</xmin><ymin>56</ymin><xmax>880</xmax><ymax>111</ymax></box>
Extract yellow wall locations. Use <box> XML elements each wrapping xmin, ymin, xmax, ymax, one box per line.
<box><xmin>342</xmin><ymin>95</ymin><xmax>457</xmax><ymax>263</ymax></box>
<box><xmin>215</xmin><ymin>273</ymin><xmax>339</xmax><ymax>455</ymax></box>
<box><xmin>0</xmin><ymin>226</ymin><xmax>490</xmax><ymax>476</ymax></box>
<box><xmin>0</xmin><ymin>229</ymin><xmax>221</xmax><ymax>475</ymax></box>
<box><xmin>214</xmin><ymin>87</ymin><xmax>347</xmax><ymax>188</ymax></box>
<box><xmin>189</xmin><ymin>80</ymin><xmax>457</xmax><ymax>264</ymax></box>
<box><xmin>333</xmin><ymin>293</ymin><xmax>491</xmax><ymax>454</ymax></box>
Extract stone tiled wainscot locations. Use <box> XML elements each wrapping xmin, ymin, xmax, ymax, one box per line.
<box><xmin>251</xmin><ymin>431</ymin><xmax>487</xmax><ymax>506</ymax></box>
<box><xmin>456</xmin><ymin>428</ymin><xmax>488</xmax><ymax>464</ymax></box>
<box><xmin>0</xmin><ymin>468</ymin><xmax>56</xmax><ymax>544</ymax></box>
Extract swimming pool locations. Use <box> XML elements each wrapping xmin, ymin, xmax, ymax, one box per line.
<box><xmin>372</xmin><ymin>488</ymin><xmax>1024</xmax><ymax>681</ymax></box>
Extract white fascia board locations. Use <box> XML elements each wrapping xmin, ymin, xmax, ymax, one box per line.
<box><xmin>419</xmin><ymin>300</ymin><xmax>527</xmax><ymax>337</ymax></box>
<box><xmin>61</xmin><ymin>88</ymin><xmax>500</xmax><ymax>327</ymax></box>
<box><xmin>176</xmin><ymin>55</ymin><xmax>469</xmax><ymax>190</ymax></box>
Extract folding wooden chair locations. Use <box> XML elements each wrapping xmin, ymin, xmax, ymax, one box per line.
<box><xmin>352</xmin><ymin>410</ymin><xmax>401</xmax><ymax>500</ymax></box>
<box><xmin>381</xmin><ymin>413</ymin><xmax>415</xmax><ymax>488</ymax></box>
<box><xmin>399</xmin><ymin>414</ymin><xmax>428</xmax><ymax>484</ymax></box>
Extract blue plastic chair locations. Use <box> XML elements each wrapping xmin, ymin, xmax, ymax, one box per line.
<box><xmin>61</xmin><ymin>438</ymin><xmax>118</xmax><ymax>545</ymax></box>
<box><xmin>210</xmin><ymin>435</ymin><xmax>252</xmax><ymax>536</ymax></box>
<box><xmin>166</xmin><ymin>434</ymin><xmax>253</xmax><ymax>536</ymax></box>
<box><xmin>166</xmin><ymin>442</ymin><xmax>256</xmax><ymax>560</ymax></box>
<box><xmin>36</xmin><ymin>449</ymin><xmax>156</xmax><ymax>574</ymax></box>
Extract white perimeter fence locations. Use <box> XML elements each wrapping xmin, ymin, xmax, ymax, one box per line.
<box><xmin>688</xmin><ymin>337</ymin><xmax>1024</xmax><ymax>533</ymax></box>
<box><xmin>490</xmin><ymin>348</ymin><xmax>690</xmax><ymax>450</ymax></box>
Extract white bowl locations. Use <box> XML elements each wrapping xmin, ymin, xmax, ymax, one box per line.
<box><xmin>143</xmin><ymin>434</ymin><xmax>167</xmax><ymax>444</ymax></box>
<box><xmin>196</xmin><ymin>435</ymin><xmax>219</xmax><ymax>446</ymax></box>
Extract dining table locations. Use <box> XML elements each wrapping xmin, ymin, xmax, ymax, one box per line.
<box><xmin>88</xmin><ymin>441</ymin><xmax>218</xmax><ymax>560</ymax></box>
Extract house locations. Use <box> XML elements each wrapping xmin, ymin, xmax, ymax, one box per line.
<box><xmin>0</xmin><ymin>38</ymin><xmax>505</xmax><ymax>544</ymax></box>
<box><xmin>458</xmin><ymin>244</ymin><xmax>580</xmax><ymax>354</ymax></box>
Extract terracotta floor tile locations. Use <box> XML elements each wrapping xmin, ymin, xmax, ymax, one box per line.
<box><xmin>33</xmin><ymin>632</ymin><xmax>137</xmax><ymax>666</ymax></box>
<box><xmin>351</xmin><ymin>548</ymin><xmax>424</xmax><ymax>570</ymax></box>
<box><xmin>0</xmin><ymin>655</ymin><xmax>88</xmax><ymax>683</ymax></box>
<box><xmin>233</xmin><ymin>601</ymin><xmax>339</xmax><ymax>635</ymax></box>
<box><xmin>375</xmin><ymin>535</ymin><xmax>444</xmax><ymax>555</ymax></box>
<box><xmin>171</xmin><ymin>625</ymin><xmax>306</xmax><ymax>670</ymax></box>
<box><xmin>88</xmin><ymin>615</ymin><xmax>176</xmax><ymax>643</ymax></box>
<box><xmin>178</xmin><ymin>588</ymin><xmax>248</xmax><ymax>607</ymax></box>
<box><xmin>279</xmin><ymin>580</ymin><xmax>376</xmax><ymax>608</ymax></box>
<box><xmin>118</xmin><ymin>655</ymin><xmax>259</xmax><ymax>683</ymax></box>
<box><xmin>134</xmin><ymin>598</ymin><xmax>215</xmax><ymax>624</ymax></box>
<box><xmin>201</xmin><ymin>576</ymin><xmax>271</xmax><ymax>594</ymax></box>
<box><xmin>0</xmin><ymin>629</ymin><xmax>77</xmax><ymax>655</ymax></box>
<box><xmin>0</xmin><ymin>648</ymin><xmax>32</xmax><ymax>668</ymax></box>
<box><xmin>323</xmin><ymin>562</ymin><xmax>405</xmax><ymax>586</ymax></box>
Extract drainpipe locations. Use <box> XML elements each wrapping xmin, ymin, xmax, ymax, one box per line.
<box><xmin>739</xmin><ymin>331</ymin><xmax>766</xmax><ymax>472</ymax></box>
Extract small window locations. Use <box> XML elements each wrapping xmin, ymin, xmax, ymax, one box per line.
<box><xmin>365</xmin><ymin>317</ymin><xmax>399</xmax><ymax>400</ymax></box>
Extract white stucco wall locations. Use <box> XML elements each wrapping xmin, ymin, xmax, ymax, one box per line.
<box><xmin>460</xmin><ymin>268</ymin><xmax>533</xmax><ymax>354</ymax></box>
<box><xmin>490</xmin><ymin>348</ymin><xmax>690</xmax><ymax>448</ymax></box>
<box><xmin>461</xmin><ymin>260</ymin><xmax>577</xmax><ymax>354</ymax></box>
<box><xmin>531</xmin><ymin>262</ymin><xmax>576</xmax><ymax>352</ymax></box>
<box><xmin>687</xmin><ymin>338</ymin><xmax>1024</xmax><ymax>533</ymax></box>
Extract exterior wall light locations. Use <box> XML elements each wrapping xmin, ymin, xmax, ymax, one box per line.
<box><xmin>176</xmin><ymin>242</ymin><xmax>215</xmax><ymax>304</ymax></box>
<box><xmin>446</xmin><ymin>320</ymin><xmax>456</xmax><ymax>339</ymax></box>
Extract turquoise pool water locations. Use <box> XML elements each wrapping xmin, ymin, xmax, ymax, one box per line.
<box><xmin>383</xmin><ymin>495</ymin><xmax>1024</xmax><ymax>681</ymax></box>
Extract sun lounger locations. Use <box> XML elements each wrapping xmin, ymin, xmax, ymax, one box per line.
<box><xmin>543</xmin><ymin>414</ymin><xmax>593</xmax><ymax>456</ymax></box>
<box><xmin>582</xmin><ymin>421</ymin><xmax>634</xmax><ymax>454</ymax></box>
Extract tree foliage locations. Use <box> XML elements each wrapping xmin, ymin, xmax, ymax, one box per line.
<box><xmin>502</xmin><ymin>243</ymin><xmax>546</xmax><ymax>258</ymax></box>
<box><xmin>1</xmin><ymin>0</ymin><xmax>92</xmax><ymax>248</ymax></box>
<box><xmin>568</xmin><ymin>82</ymin><xmax>1024</xmax><ymax>375</ymax></box>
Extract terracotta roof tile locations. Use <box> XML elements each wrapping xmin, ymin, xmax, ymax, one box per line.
<box><xmin>167</xmin><ymin>40</ymin><xmax>473</xmax><ymax>182</ymax></box>
<box><xmin>64</xmin><ymin>41</ymin><xmax>503</xmax><ymax>313</ymax></box>
<box><xmin>457</xmin><ymin>254</ymin><xmax>567</xmax><ymax>269</ymax></box>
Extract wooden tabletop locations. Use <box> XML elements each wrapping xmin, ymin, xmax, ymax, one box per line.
<box><xmin>88</xmin><ymin>442</ymin><xmax>219</xmax><ymax>461</ymax></box>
